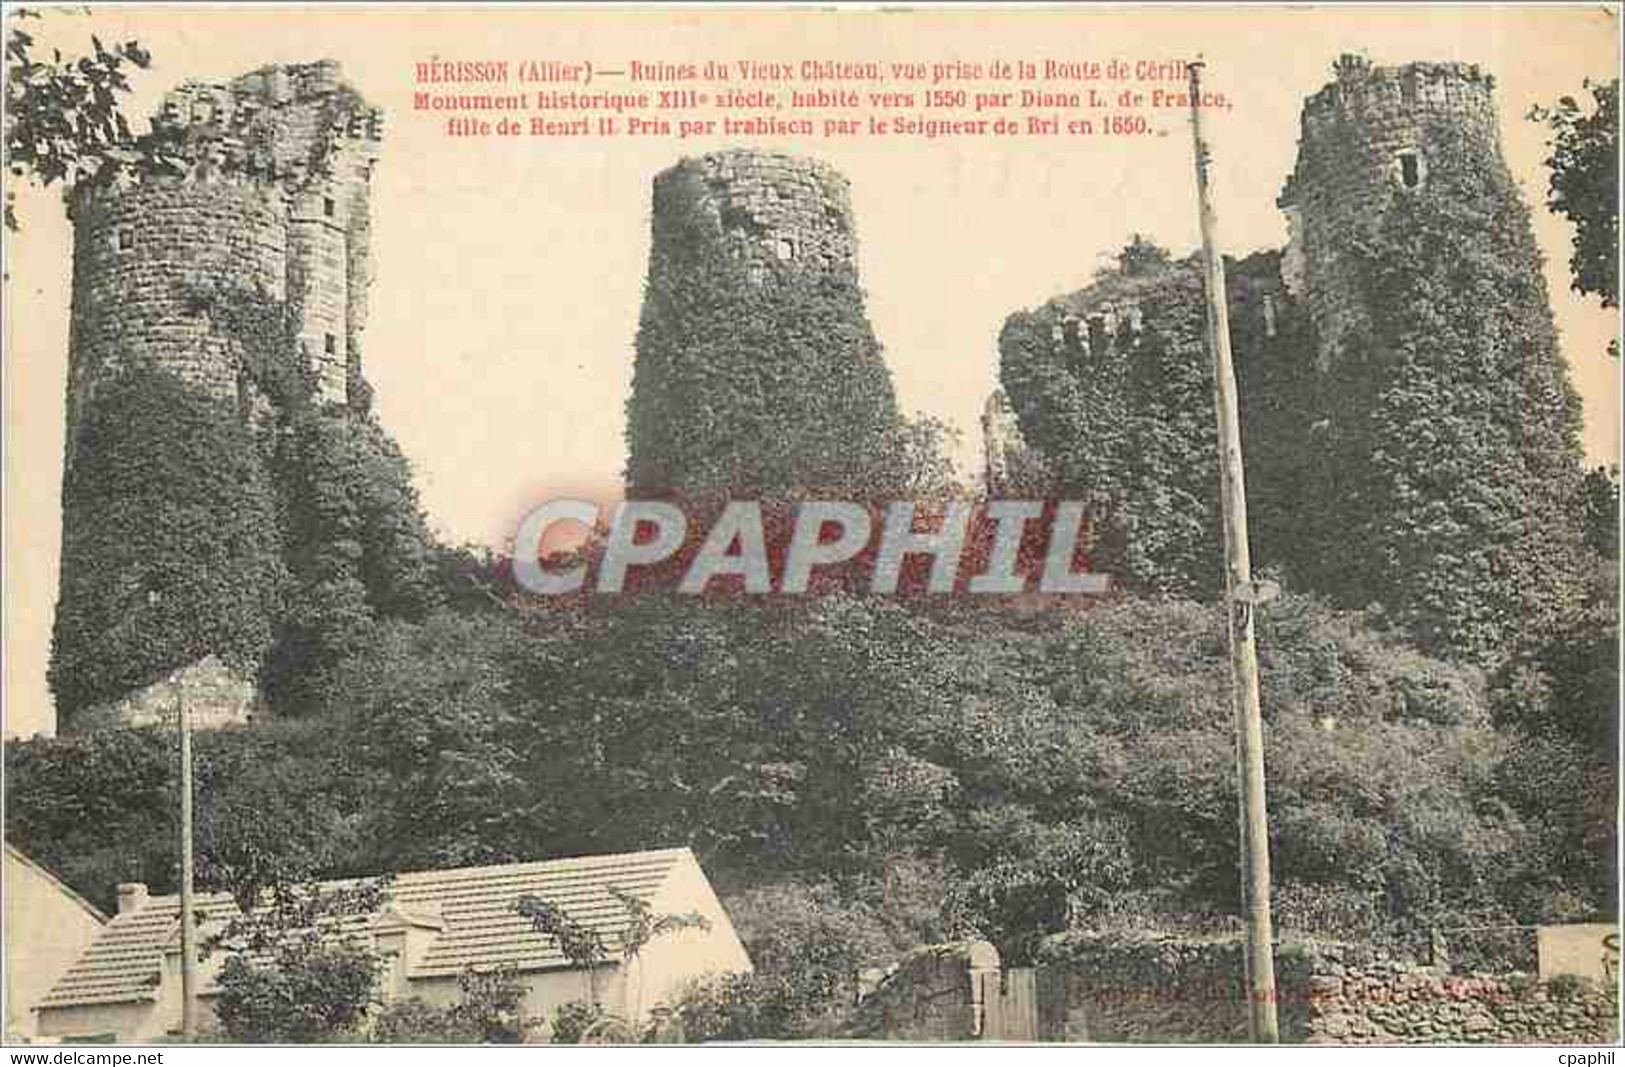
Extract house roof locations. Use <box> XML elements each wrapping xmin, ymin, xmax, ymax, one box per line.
<box><xmin>4</xmin><ymin>844</ymin><xmax>110</xmax><ymax>924</ymax></box>
<box><xmin>38</xmin><ymin>847</ymin><xmax>697</xmax><ymax>1011</ymax></box>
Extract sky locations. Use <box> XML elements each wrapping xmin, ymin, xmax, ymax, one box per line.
<box><xmin>4</xmin><ymin>4</ymin><xmax>1620</xmax><ymax>737</ymax></box>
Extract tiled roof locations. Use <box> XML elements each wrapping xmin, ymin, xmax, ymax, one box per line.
<box><xmin>38</xmin><ymin>848</ymin><xmax>693</xmax><ymax>1010</ymax></box>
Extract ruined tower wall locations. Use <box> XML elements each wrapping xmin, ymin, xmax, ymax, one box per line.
<box><xmin>55</xmin><ymin>61</ymin><xmax>382</xmax><ymax>733</ymax></box>
<box><xmin>65</xmin><ymin>179</ymin><xmax>286</xmax><ymax>468</ymax></box>
<box><xmin>64</xmin><ymin>61</ymin><xmax>382</xmax><ymax>471</ymax></box>
<box><xmin>629</xmin><ymin>149</ymin><xmax>907</xmax><ymax>495</ymax></box>
<box><xmin>1278</xmin><ymin>57</ymin><xmax>1501</xmax><ymax>370</ymax></box>
<box><xmin>650</xmin><ymin>149</ymin><xmax>856</xmax><ymax>280</ymax></box>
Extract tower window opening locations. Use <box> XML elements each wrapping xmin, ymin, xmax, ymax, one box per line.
<box><xmin>1399</xmin><ymin>153</ymin><xmax>1421</xmax><ymax>189</ymax></box>
<box><xmin>117</xmin><ymin>229</ymin><xmax>134</xmax><ymax>251</ymax></box>
<box><xmin>324</xmin><ymin>333</ymin><xmax>337</xmax><ymax>356</ymax></box>
<box><xmin>1086</xmin><ymin>315</ymin><xmax>1109</xmax><ymax>358</ymax></box>
<box><xmin>323</xmin><ymin>196</ymin><xmax>336</xmax><ymax>218</ymax></box>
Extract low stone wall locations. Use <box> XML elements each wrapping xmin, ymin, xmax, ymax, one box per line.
<box><xmin>1307</xmin><ymin>946</ymin><xmax>1618</xmax><ymax>1044</ymax></box>
<box><xmin>1039</xmin><ymin>932</ymin><xmax>1315</xmax><ymax>1043</ymax></box>
<box><xmin>851</xmin><ymin>932</ymin><xmax>1620</xmax><ymax>1044</ymax></box>
<box><xmin>846</xmin><ymin>941</ymin><xmax>997</xmax><ymax>1041</ymax></box>
<box><xmin>66</xmin><ymin>655</ymin><xmax>261</xmax><ymax>733</ymax></box>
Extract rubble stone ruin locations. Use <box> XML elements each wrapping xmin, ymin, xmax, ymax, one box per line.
<box><xmin>56</xmin><ymin>61</ymin><xmax>382</xmax><ymax>731</ymax></box>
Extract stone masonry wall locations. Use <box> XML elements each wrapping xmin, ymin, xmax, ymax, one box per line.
<box><xmin>66</xmin><ymin>59</ymin><xmax>382</xmax><ymax>458</ymax></box>
<box><xmin>57</xmin><ymin>61</ymin><xmax>381</xmax><ymax>731</ymax></box>
<box><xmin>1039</xmin><ymin>933</ymin><xmax>1617</xmax><ymax>1045</ymax></box>
<box><xmin>66</xmin><ymin>655</ymin><xmax>264</xmax><ymax>734</ymax></box>
<box><xmin>66</xmin><ymin>179</ymin><xmax>285</xmax><ymax>470</ymax></box>
<box><xmin>847</xmin><ymin>941</ymin><xmax>999</xmax><ymax>1041</ymax></box>
<box><xmin>855</xmin><ymin>933</ymin><xmax>1620</xmax><ymax>1044</ymax></box>
<box><xmin>1306</xmin><ymin>945</ymin><xmax>1619</xmax><ymax>1045</ymax></box>
<box><xmin>1278</xmin><ymin>55</ymin><xmax>1502</xmax><ymax>370</ymax></box>
<box><xmin>650</xmin><ymin>149</ymin><xmax>856</xmax><ymax>282</ymax></box>
<box><xmin>1038</xmin><ymin>932</ymin><xmax>1316</xmax><ymax>1043</ymax></box>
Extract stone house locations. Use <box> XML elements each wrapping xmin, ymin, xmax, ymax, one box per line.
<box><xmin>33</xmin><ymin>847</ymin><xmax>750</xmax><ymax>1042</ymax></box>
<box><xmin>4</xmin><ymin>846</ymin><xmax>109</xmax><ymax>1040</ymax></box>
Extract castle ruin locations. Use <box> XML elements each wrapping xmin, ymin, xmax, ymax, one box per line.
<box><xmin>626</xmin><ymin>149</ymin><xmax>907</xmax><ymax>496</ymax></box>
<box><xmin>1277</xmin><ymin>56</ymin><xmax>1502</xmax><ymax>371</ymax></box>
<box><xmin>55</xmin><ymin>61</ymin><xmax>383</xmax><ymax>732</ymax></box>
<box><xmin>996</xmin><ymin>54</ymin><xmax>1586</xmax><ymax>650</ymax></box>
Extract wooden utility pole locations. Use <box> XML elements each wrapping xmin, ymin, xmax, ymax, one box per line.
<box><xmin>177</xmin><ymin>683</ymin><xmax>198</xmax><ymax>1039</ymax></box>
<box><xmin>1186</xmin><ymin>58</ymin><xmax>1280</xmax><ymax>1043</ymax></box>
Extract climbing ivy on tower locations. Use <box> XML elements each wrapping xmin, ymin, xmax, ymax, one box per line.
<box><xmin>265</xmin><ymin>403</ymin><xmax>441</xmax><ymax>712</ymax></box>
<box><xmin>49</xmin><ymin>363</ymin><xmax>288</xmax><ymax>718</ymax></box>
<box><xmin>1329</xmin><ymin>119</ymin><xmax>1591</xmax><ymax>664</ymax></box>
<box><xmin>626</xmin><ymin>158</ymin><xmax>912</xmax><ymax>497</ymax></box>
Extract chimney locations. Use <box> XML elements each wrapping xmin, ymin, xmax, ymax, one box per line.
<box><xmin>117</xmin><ymin>882</ymin><xmax>150</xmax><ymax>915</ymax></box>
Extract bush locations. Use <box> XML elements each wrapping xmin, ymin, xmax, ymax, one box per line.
<box><xmin>370</xmin><ymin>998</ymin><xmax>484</xmax><ymax>1044</ymax></box>
<box><xmin>548</xmin><ymin>1001</ymin><xmax>608</xmax><ymax>1045</ymax></box>
<box><xmin>671</xmin><ymin>972</ymin><xmax>807</xmax><ymax>1042</ymax></box>
<box><xmin>367</xmin><ymin>967</ymin><xmax>526</xmax><ymax>1044</ymax></box>
<box><xmin>213</xmin><ymin>941</ymin><xmax>378</xmax><ymax>1043</ymax></box>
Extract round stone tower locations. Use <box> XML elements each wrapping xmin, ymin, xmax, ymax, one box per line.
<box><xmin>1277</xmin><ymin>55</ymin><xmax>1503</xmax><ymax>371</ymax></box>
<box><xmin>64</xmin><ymin>61</ymin><xmax>383</xmax><ymax>472</ymax></box>
<box><xmin>646</xmin><ymin>148</ymin><xmax>856</xmax><ymax>284</ymax></box>
<box><xmin>628</xmin><ymin>149</ymin><xmax>906</xmax><ymax>495</ymax></box>
<box><xmin>55</xmin><ymin>60</ymin><xmax>383</xmax><ymax>732</ymax></box>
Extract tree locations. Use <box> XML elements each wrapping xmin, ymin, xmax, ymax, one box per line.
<box><xmin>1577</xmin><ymin>465</ymin><xmax>1620</xmax><ymax>560</ymax></box>
<box><xmin>266</xmin><ymin>405</ymin><xmax>442</xmax><ymax>713</ymax></box>
<box><xmin>208</xmin><ymin>877</ymin><xmax>391</xmax><ymax>1043</ymax></box>
<box><xmin>3</xmin><ymin>9</ymin><xmax>154</xmax><ymax>230</ymax></box>
<box><xmin>1530</xmin><ymin>79</ymin><xmax>1619</xmax><ymax>310</ymax></box>
<box><xmin>515</xmin><ymin>885</ymin><xmax>709</xmax><ymax>1015</ymax></box>
<box><xmin>1115</xmin><ymin>233</ymin><xmax>1173</xmax><ymax>277</ymax></box>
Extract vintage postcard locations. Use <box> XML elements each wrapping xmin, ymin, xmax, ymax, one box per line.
<box><xmin>3</xmin><ymin>2</ymin><xmax>1620</xmax><ymax>1051</ymax></box>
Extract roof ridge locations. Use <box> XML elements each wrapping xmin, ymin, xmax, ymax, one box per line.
<box><xmin>36</xmin><ymin>847</ymin><xmax>715</xmax><ymax>1014</ymax></box>
<box><xmin>5</xmin><ymin>842</ymin><xmax>111</xmax><ymax>923</ymax></box>
<box><xmin>124</xmin><ymin>847</ymin><xmax>694</xmax><ymax>909</ymax></box>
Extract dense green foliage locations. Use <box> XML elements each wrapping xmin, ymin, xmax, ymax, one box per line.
<box><xmin>209</xmin><ymin>878</ymin><xmax>391</xmax><ymax>1043</ymax></box>
<box><xmin>626</xmin><ymin>186</ymin><xmax>915</xmax><ymax>496</ymax></box>
<box><xmin>1002</xmin><ymin>112</ymin><xmax>1597</xmax><ymax>672</ymax></box>
<box><xmin>16</xmin><ymin>68</ymin><xmax>1615</xmax><ymax>1044</ymax></box>
<box><xmin>5</xmin><ymin>720</ymin><xmax>364</xmax><ymax>913</ymax></box>
<box><xmin>266</xmin><ymin>405</ymin><xmax>440</xmax><ymax>711</ymax></box>
<box><xmin>1328</xmin><ymin>119</ymin><xmax>1591</xmax><ymax>664</ymax></box>
<box><xmin>1529</xmin><ymin>78</ymin><xmax>1619</xmax><ymax>309</ymax></box>
<box><xmin>48</xmin><ymin>360</ymin><xmax>439</xmax><ymax>720</ymax></box>
<box><xmin>50</xmin><ymin>364</ymin><xmax>288</xmax><ymax>717</ymax></box>
<box><xmin>15</xmin><ymin>593</ymin><xmax>1596</xmax><ymax>1005</ymax></box>
<box><xmin>3</xmin><ymin>10</ymin><xmax>150</xmax><ymax>232</ymax></box>
<box><xmin>998</xmin><ymin>246</ymin><xmax>1313</xmax><ymax>596</ymax></box>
